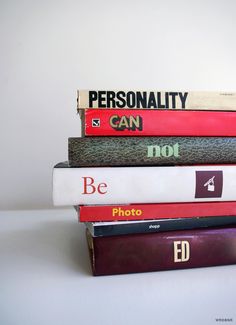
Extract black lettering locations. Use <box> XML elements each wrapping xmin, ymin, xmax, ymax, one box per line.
<box><xmin>179</xmin><ymin>92</ymin><xmax>188</xmax><ymax>109</ymax></box>
<box><xmin>98</xmin><ymin>91</ymin><xmax>106</xmax><ymax>108</ymax></box>
<box><xmin>107</xmin><ymin>91</ymin><xmax>116</xmax><ymax>108</ymax></box>
<box><xmin>116</xmin><ymin>91</ymin><xmax>126</xmax><ymax>108</ymax></box>
<box><xmin>157</xmin><ymin>92</ymin><xmax>165</xmax><ymax>108</ymax></box>
<box><xmin>147</xmin><ymin>92</ymin><xmax>157</xmax><ymax>108</ymax></box>
<box><xmin>165</xmin><ymin>92</ymin><xmax>169</xmax><ymax>109</ymax></box>
<box><xmin>89</xmin><ymin>91</ymin><xmax>98</xmax><ymax>108</ymax></box>
<box><xmin>169</xmin><ymin>92</ymin><xmax>178</xmax><ymax>109</ymax></box>
<box><xmin>136</xmin><ymin>92</ymin><xmax>147</xmax><ymax>108</ymax></box>
<box><xmin>126</xmin><ymin>92</ymin><xmax>136</xmax><ymax>108</ymax></box>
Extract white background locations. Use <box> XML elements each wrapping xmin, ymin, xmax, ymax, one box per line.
<box><xmin>1</xmin><ymin>0</ymin><xmax>236</xmax><ymax>210</ymax></box>
<box><xmin>1</xmin><ymin>209</ymin><xmax>235</xmax><ymax>325</ymax></box>
<box><xmin>1</xmin><ymin>2</ymin><xmax>236</xmax><ymax>324</ymax></box>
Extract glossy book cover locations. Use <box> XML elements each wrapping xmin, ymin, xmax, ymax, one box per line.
<box><xmin>81</xmin><ymin>109</ymin><xmax>236</xmax><ymax>136</ymax></box>
<box><xmin>79</xmin><ymin>202</ymin><xmax>236</xmax><ymax>222</ymax></box>
<box><xmin>86</xmin><ymin>226</ymin><xmax>236</xmax><ymax>276</ymax></box>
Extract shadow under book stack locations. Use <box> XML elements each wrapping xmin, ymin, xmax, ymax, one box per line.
<box><xmin>53</xmin><ymin>90</ymin><xmax>236</xmax><ymax>276</ymax></box>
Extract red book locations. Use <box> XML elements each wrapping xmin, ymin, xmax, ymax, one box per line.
<box><xmin>81</xmin><ymin>109</ymin><xmax>236</xmax><ymax>136</ymax></box>
<box><xmin>86</xmin><ymin>226</ymin><xmax>236</xmax><ymax>276</ymax></box>
<box><xmin>79</xmin><ymin>202</ymin><xmax>236</xmax><ymax>222</ymax></box>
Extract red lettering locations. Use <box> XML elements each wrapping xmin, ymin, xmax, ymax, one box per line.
<box><xmin>98</xmin><ymin>183</ymin><xmax>107</xmax><ymax>194</ymax></box>
<box><xmin>82</xmin><ymin>177</ymin><xmax>96</xmax><ymax>194</ymax></box>
<box><xmin>82</xmin><ymin>177</ymin><xmax>108</xmax><ymax>195</ymax></box>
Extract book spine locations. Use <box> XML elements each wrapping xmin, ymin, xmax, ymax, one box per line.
<box><xmin>69</xmin><ymin>136</ymin><xmax>236</xmax><ymax>167</ymax></box>
<box><xmin>86</xmin><ymin>216</ymin><xmax>236</xmax><ymax>237</ymax></box>
<box><xmin>82</xmin><ymin>109</ymin><xmax>236</xmax><ymax>136</ymax></box>
<box><xmin>77</xmin><ymin>90</ymin><xmax>236</xmax><ymax>110</ymax></box>
<box><xmin>78</xmin><ymin>202</ymin><xmax>236</xmax><ymax>222</ymax></box>
<box><xmin>53</xmin><ymin>165</ymin><xmax>236</xmax><ymax>206</ymax></box>
<box><xmin>86</xmin><ymin>226</ymin><xmax>236</xmax><ymax>275</ymax></box>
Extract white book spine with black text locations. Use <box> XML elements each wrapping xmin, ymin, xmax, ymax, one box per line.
<box><xmin>53</xmin><ymin>163</ymin><xmax>236</xmax><ymax>206</ymax></box>
<box><xmin>77</xmin><ymin>90</ymin><xmax>236</xmax><ymax>110</ymax></box>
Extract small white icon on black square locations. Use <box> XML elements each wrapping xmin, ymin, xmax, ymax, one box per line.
<box><xmin>92</xmin><ymin>118</ymin><xmax>100</xmax><ymax>127</ymax></box>
<box><xmin>195</xmin><ymin>170</ymin><xmax>223</xmax><ymax>198</ymax></box>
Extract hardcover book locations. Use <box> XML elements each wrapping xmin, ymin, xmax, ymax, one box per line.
<box><xmin>53</xmin><ymin>163</ymin><xmax>236</xmax><ymax>206</ymax></box>
<box><xmin>81</xmin><ymin>109</ymin><xmax>236</xmax><ymax>136</ymax></box>
<box><xmin>85</xmin><ymin>216</ymin><xmax>236</xmax><ymax>237</ymax></box>
<box><xmin>78</xmin><ymin>202</ymin><xmax>236</xmax><ymax>222</ymax></box>
<box><xmin>68</xmin><ymin>136</ymin><xmax>236</xmax><ymax>167</ymax></box>
<box><xmin>86</xmin><ymin>226</ymin><xmax>236</xmax><ymax>275</ymax></box>
<box><xmin>77</xmin><ymin>90</ymin><xmax>236</xmax><ymax>111</ymax></box>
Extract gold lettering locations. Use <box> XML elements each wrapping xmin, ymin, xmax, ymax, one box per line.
<box><xmin>119</xmin><ymin>116</ymin><xmax>129</xmax><ymax>129</ymax></box>
<box><xmin>112</xmin><ymin>207</ymin><xmax>143</xmax><ymax>217</ymax></box>
<box><xmin>174</xmin><ymin>240</ymin><xmax>190</xmax><ymax>262</ymax></box>
<box><xmin>110</xmin><ymin>115</ymin><xmax>119</xmax><ymax>128</ymax></box>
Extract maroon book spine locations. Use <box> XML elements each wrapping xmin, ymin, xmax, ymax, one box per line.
<box><xmin>86</xmin><ymin>227</ymin><xmax>236</xmax><ymax>276</ymax></box>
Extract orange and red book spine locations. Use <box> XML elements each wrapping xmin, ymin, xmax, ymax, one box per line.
<box><xmin>79</xmin><ymin>201</ymin><xmax>236</xmax><ymax>222</ymax></box>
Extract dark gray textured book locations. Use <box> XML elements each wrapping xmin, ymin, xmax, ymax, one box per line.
<box><xmin>68</xmin><ymin>136</ymin><xmax>236</xmax><ymax>167</ymax></box>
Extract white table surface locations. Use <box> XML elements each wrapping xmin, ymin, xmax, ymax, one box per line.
<box><xmin>0</xmin><ymin>208</ymin><xmax>235</xmax><ymax>325</ymax></box>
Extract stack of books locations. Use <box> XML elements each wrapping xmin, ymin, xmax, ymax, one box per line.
<box><xmin>53</xmin><ymin>89</ymin><xmax>236</xmax><ymax>276</ymax></box>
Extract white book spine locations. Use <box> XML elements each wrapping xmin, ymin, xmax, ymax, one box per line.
<box><xmin>53</xmin><ymin>165</ymin><xmax>236</xmax><ymax>206</ymax></box>
<box><xmin>77</xmin><ymin>90</ymin><xmax>236</xmax><ymax>110</ymax></box>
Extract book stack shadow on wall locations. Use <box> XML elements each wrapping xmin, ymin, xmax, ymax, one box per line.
<box><xmin>53</xmin><ymin>90</ymin><xmax>236</xmax><ymax>276</ymax></box>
